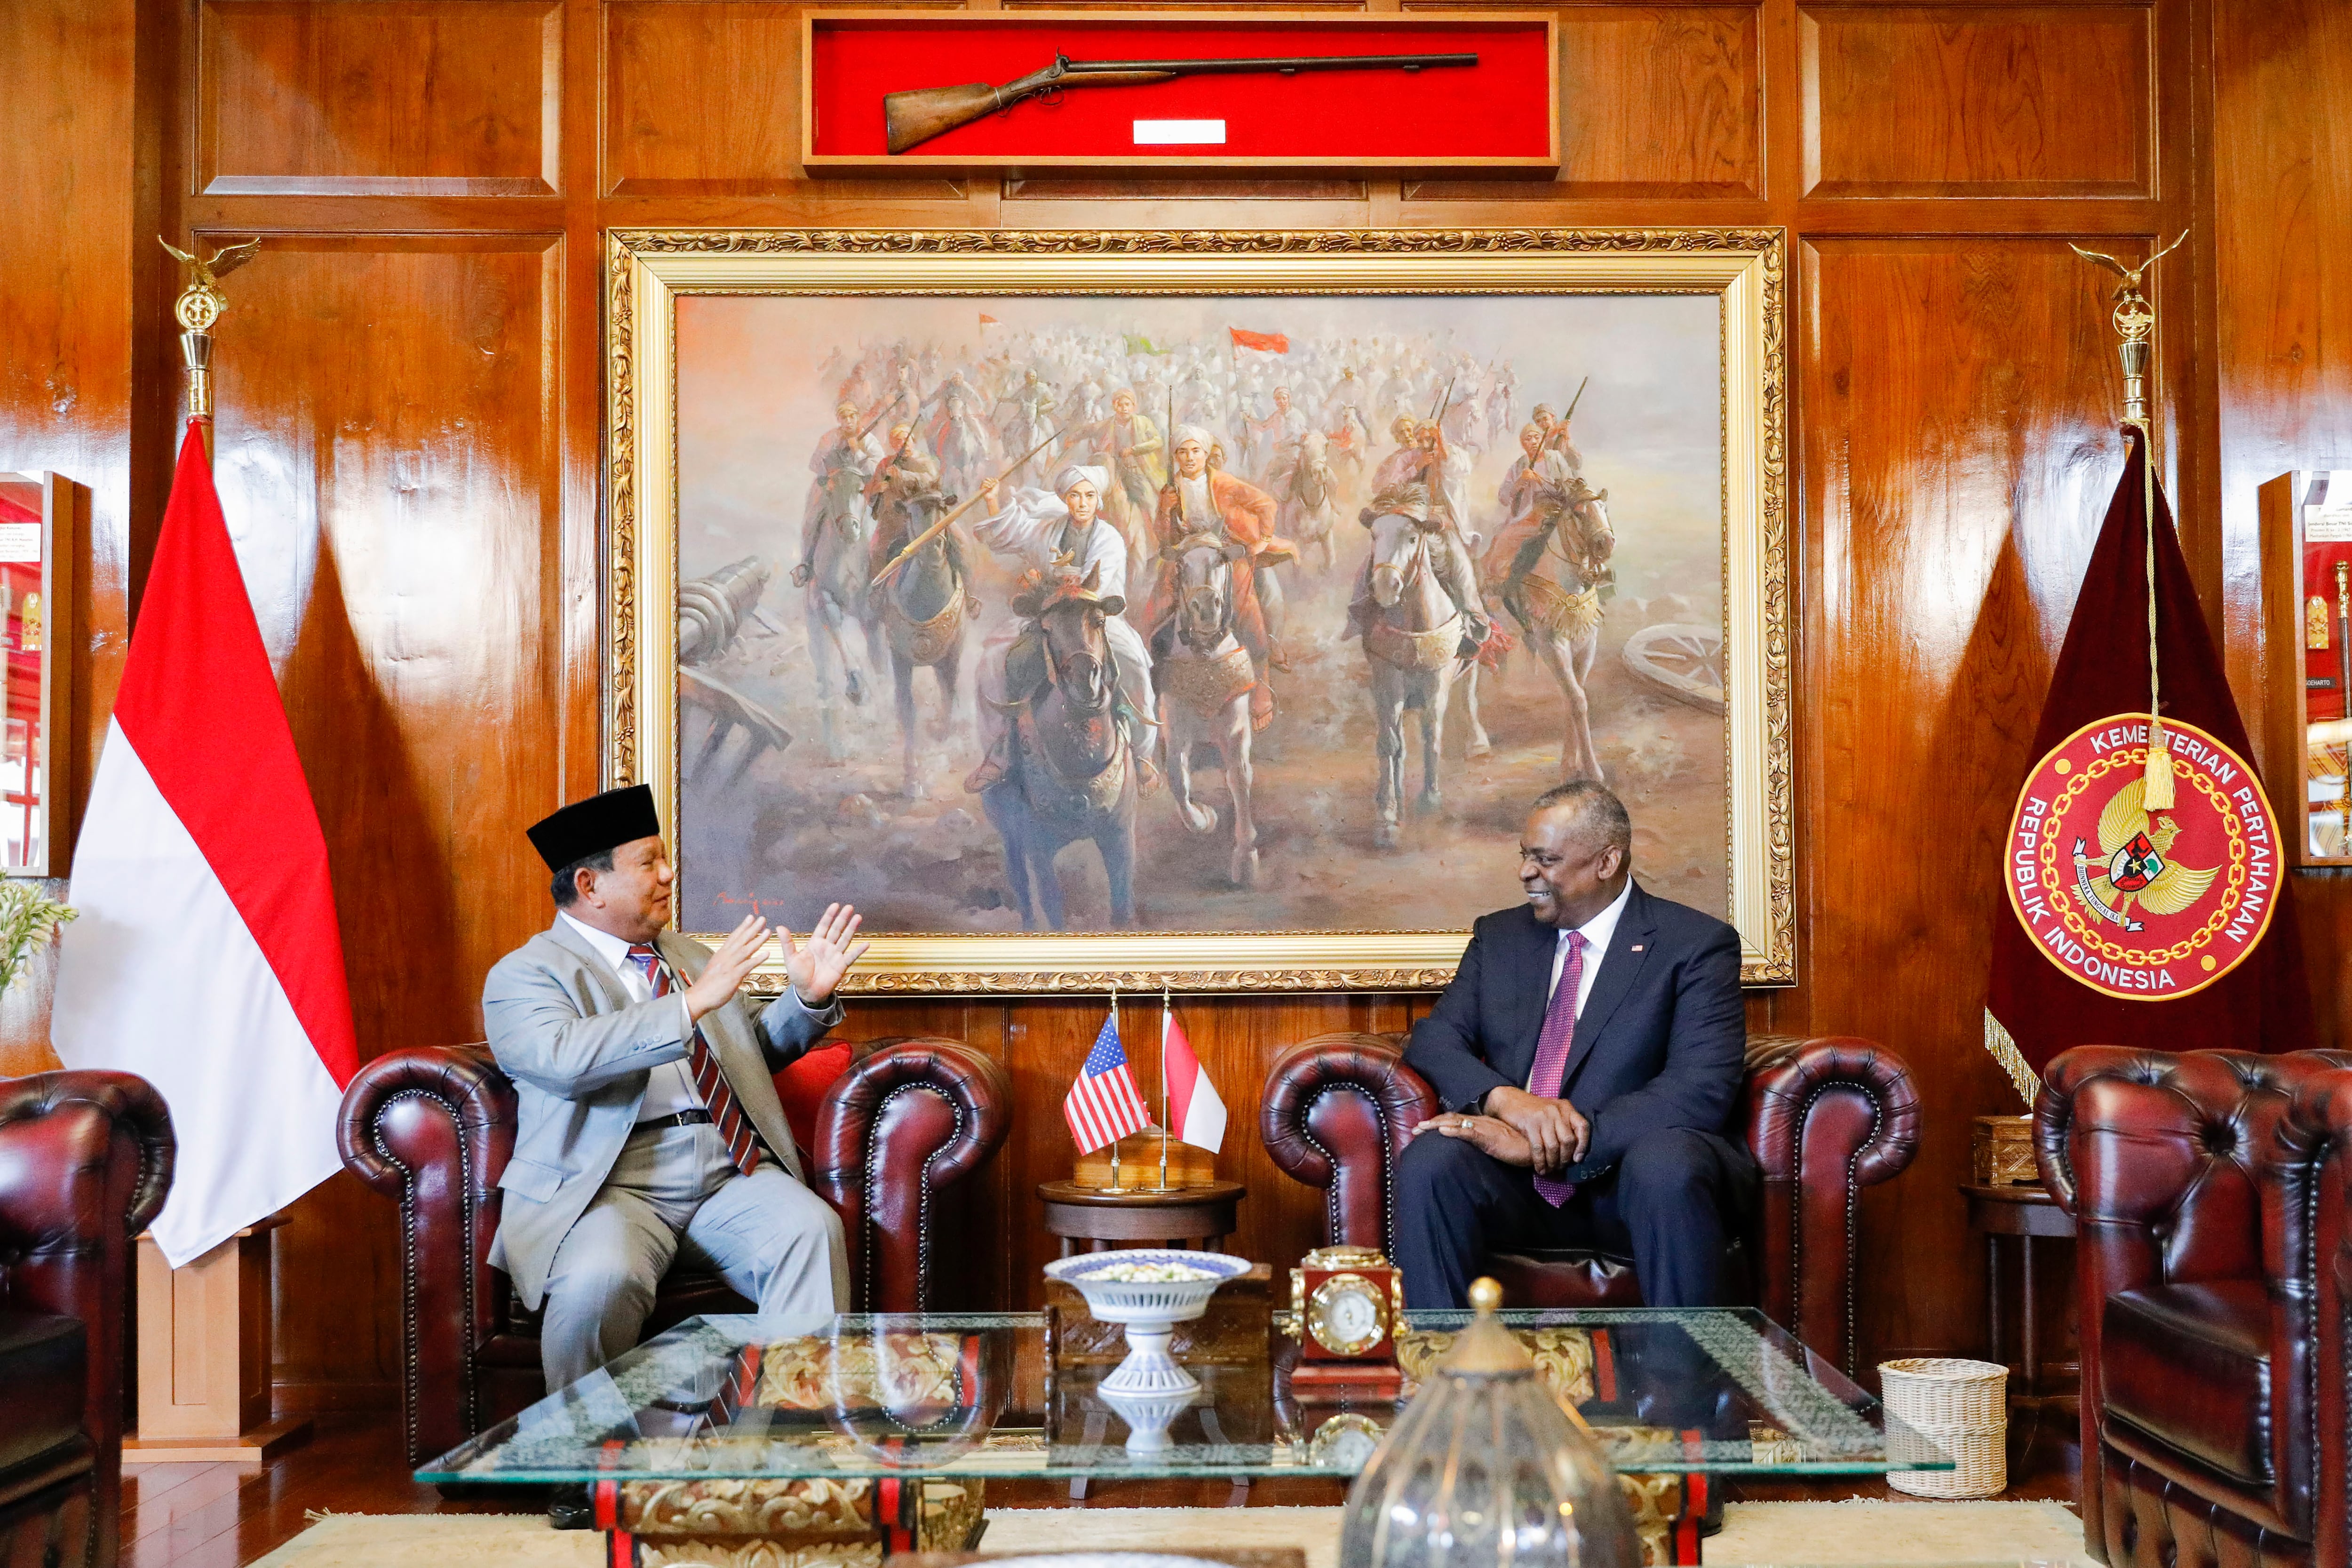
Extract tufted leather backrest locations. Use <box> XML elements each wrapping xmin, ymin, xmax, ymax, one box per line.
<box><xmin>2036</xmin><ymin>1045</ymin><xmax>2352</xmax><ymax>1555</ymax></box>
<box><xmin>1259</xmin><ymin>1032</ymin><xmax>1438</xmax><ymax>1258</ymax></box>
<box><xmin>0</xmin><ymin>1070</ymin><xmax>175</xmax><ymax>1568</ymax></box>
<box><xmin>2274</xmin><ymin>1067</ymin><xmax>2352</xmax><ymax>1567</ymax></box>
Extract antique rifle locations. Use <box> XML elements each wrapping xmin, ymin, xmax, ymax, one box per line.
<box><xmin>885</xmin><ymin>51</ymin><xmax>1479</xmax><ymax>155</ymax></box>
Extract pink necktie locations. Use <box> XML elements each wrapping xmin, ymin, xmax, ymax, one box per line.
<box><xmin>1526</xmin><ymin>931</ymin><xmax>1584</xmax><ymax>1208</ymax></box>
<box><xmin>628</xmin><ymin>944</ymin><xmax>766</xmax><ymax>1178</ymax></box>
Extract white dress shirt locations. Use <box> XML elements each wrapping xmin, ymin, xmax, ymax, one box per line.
<box><xmin>558</xmin><ymin>912</ymin><xmax>702</xmax><ymax>1122</ymax></box>
<box><xmin>1543</xmin><ymin>877</ymin><xmax>1633</xmax><ymax>1022</ymax></box>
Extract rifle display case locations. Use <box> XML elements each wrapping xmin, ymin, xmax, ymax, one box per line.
<box><xmin>2260</xmin><ymin>470</ymin><xmax>2352</xmax><ymax>866</ymax></box>
<box><xmin>801</xmin><ymin>11</ymin><xmax>1558</xmax><ymax>177</ymax></box>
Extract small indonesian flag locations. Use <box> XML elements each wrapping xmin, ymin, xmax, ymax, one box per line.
<box><xmin>1229</xmin><ymin>326</ymin><xmax>1288</xmax><ymax>353</ymax></box>
<box><xmin>52</xmin><ymin>421</ymin><xmax>358</xmax><ymax>1266</ymax></box>
<box><xmin>979</xmin><ymin>313</ymin><xmax>1000</xmax><ymax>328</ymax></box>
<box><xmin>1063</xmin><ymin>1009</ymin><xmax>1152</xmax><ymax>1154</ymax></box>
<box><xmin>1163</xmin><ymin>1010</ymin><xmax>1225</xmax><ymax>1153</ymax></box>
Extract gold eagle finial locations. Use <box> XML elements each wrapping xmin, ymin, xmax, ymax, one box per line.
<box><xmin>158</xmin><ymin>236</ymin><xmax>262</xmax><ymax>333</ymax></box>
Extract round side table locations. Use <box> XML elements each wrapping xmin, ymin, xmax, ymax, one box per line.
<box><xmin>1037</xmin><ymin>1179</ymin><xmax>1246</xmax><ymax>1257</ymax></box>
<box><xmin>1962</xmin><ymin>1182</ymin><xmax>2077</xmax><ymax>1401</ymax></box>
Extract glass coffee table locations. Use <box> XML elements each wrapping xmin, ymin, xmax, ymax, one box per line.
<box><xmin>418</xmin><ymin>1307</ymin><xmax>1952</xmax><ymax>1566</ymax></box>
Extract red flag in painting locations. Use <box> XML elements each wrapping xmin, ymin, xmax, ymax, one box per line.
<box><xmin>1229</xmin><ymin>327</ymin><xmax>1288</xmax><ymax>353</ymax></box>
<box><xmin>52</xmin><ymin>421</ymin><xmax>357</xmax><ymax>1265</ymax></box>
<box><xmin>1986</xmin><ymin>430</ymin><xmax>2312</xmax><ymax>1079</ymax></box>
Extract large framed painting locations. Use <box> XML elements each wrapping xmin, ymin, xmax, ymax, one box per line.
<box><xmin>607</xmin><ymin>229</ymin><xmax>1791</xmax><ymax>991</ymax></box>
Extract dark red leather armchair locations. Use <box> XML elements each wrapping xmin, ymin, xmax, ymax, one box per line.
<box><xmin>1260</xmin><ymin>1032</ymin><xmax>1920</xmax><ymax>1373</ymax></box>
<box><xmin>338</xmin><ymin>1036</ymin><xmax>1009</xmax><ymax>1465</ymax></box>
<box><xmin>2038</xmin><ymin>1046</ymin><xmax>2352</xmax><ymax>1568</ymax></box>
<box><xmin>0</xmin><ymin>1071</ymin><xmax>175</xmax><ymax>1568</ymax></box>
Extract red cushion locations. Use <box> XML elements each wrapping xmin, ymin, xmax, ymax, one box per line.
<box><xmin>774</xmin><ymin>1042</ymin><xmax>854</xmax><ymax>1155</ymax></box>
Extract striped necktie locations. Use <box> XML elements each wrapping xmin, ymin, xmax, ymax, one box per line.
<box><xmin>1526</xmin><ymin>931</ymin><xmax>1585</xmax><ymax>1208</ymax></box>
<box><xmin>627</xmin><ymin>943</ymin><xmax>766</xmax><ymax>1178</ymax></box>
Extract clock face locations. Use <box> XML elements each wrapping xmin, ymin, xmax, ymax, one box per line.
<box><xmin>1308</xmin><ymin>1273</ymin><xmax>1388</xmax><ymax>1357</ymax></box>
<box><xmin>1309</xmin><ymin>1413</ymin><xmax>1383</xmax><ymax>1469</ymax></box>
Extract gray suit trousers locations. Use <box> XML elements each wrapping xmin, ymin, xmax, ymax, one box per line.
<box><xmin>539</xmin><ymin>1121</ymin><xmax>849</xmax><ymax>1389</ymax></box>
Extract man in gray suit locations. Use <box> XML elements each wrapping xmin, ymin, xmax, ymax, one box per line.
<box><xmin>486</xmin><ymin>785</ymin><xmax>872</xmax><ymax>1393</ymax></box>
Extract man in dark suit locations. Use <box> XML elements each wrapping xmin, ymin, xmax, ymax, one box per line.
<box><xmin>1395</xmin><ymin>780</ymin><xmax>1753</xmax><ymax>1309</ymax></box>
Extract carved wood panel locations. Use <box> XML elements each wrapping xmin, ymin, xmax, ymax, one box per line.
<box><xmin>200</xmin><ymin>232</ymin><xmax>566</xmax><ymax>1400</ymax></box>
<box><xmin>11</xmin><ymin>0</ymin><xmax>2302</xmax><ymax>1408</ymax></box>
<box><xmin>1800</xmin><ymin>4</ymin><xmax>2153</xmax><ymax>199</ymax></box>
<box><xmin>199</xmin><ymin>0</ymin><xmax>563</xmax><ymax>196</ymax></box>
<box><xmin>605</xmin><ymin>1</ymin><xmax>970</xmax><ymax>201</ymax></box>
<box><xmin>1794</xmin><ymin>236</ymin><xmax>2134</xmax><ymax>1361</ymax></box>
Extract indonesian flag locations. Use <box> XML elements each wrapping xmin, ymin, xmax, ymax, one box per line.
<box><xmin>1229</xmin><ymin>327</ymin><xmax>1288</xmax><ymax>354</ymax></box>
<box><xmin>53</xmin><ymin>422</ymin><xmax>358</xmax><ymax>1266</ymax></box>
<box><xmin>1163</xmin><ymin>1010</ymin><xmax>1225</xmax><ymax>1153</ymax></box>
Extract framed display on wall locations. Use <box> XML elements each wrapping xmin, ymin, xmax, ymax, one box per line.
<box><xmin>606</xmin><ymin>228</ymin><xmax>1791</xmax><ymax>992</ymax></box>
<box><xmin>2261</xmin><ymin>470</ymin><xmax>2352</xmax><ymax>865</ymax></box>
<box><xmin>0</xmin><ymin>472</ymin><xmax>77</xmax><ymax>877</ymax></box>
<box><xmin>800</xmin><ymin>11</ymin><xmax>1558</xmax><ymax>177</ymax></box>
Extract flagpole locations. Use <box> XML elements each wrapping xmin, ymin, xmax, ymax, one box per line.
<box><xmin>1103</xmin><ymin>984</ymin><xmax>1127</xmax><ymax>1195</ymax></box>
<box><xmin>2070</xmin><ymin>232</ymin><xmax>2188</xmax><ymax>810</ymax></box>
<box><xmin>1158</xmin><ymin>984</ymin><xmax>1171</xmax><ymax>1194</ymax></box>
<box><xmin>161</xmin><ymin>237</ymin><xmax>259</xmax><ymax>470</ymax></box>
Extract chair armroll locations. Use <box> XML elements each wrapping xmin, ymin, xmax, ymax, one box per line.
<box><xmin>335</xmin><ymin>1043</ymin><xmax>516</xmax><ymax>1466</ymax></box>
<box><xmin>811</xmin><ymin>1038</ymin><xmax>1009</xmax><ymax>1313</ymax></box>
<box><xmin>1259</xmin><ymin>1032</ymin><xmax>1438</xmax><ymax>1257</ymax></box>
<box><xmin>1743</xmin><ymin>1035</ymin><xmax>1921</xmax><ymax>1375</ymax></box>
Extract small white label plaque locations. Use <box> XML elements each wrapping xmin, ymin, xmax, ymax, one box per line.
<box><xmin>1133</xmin><ymin>119</ymin><xmax>1227</xmax><ymax>146</ymax></box>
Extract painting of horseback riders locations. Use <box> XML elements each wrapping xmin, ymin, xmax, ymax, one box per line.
<box><xmin>667</xmin><ymin>288</ymin><xmax>1729</xmax><ymax>940</ymax></box>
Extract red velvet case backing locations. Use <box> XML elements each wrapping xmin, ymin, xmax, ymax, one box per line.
<box><xmin>804</xmin><ymin>11</ymin><xmax>1557</xmax><ymax>174</ymax></box>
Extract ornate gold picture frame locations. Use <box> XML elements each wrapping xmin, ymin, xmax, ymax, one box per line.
<box><xmin>606</xmin><ymin>228</ymin><xmax>1791</xmax><ymax>992</ymax></box>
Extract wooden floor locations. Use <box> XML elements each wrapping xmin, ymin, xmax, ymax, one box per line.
<box><xmin>122</xmin><ymin>1401</ymin><xmax>2081</xmax><ymax>1568</ymax></box>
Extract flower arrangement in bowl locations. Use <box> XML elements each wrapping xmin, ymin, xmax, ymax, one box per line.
<box><xmin>1042</xmin><ymin>1248</ymin><xmax>1251</xmax><ymax>1396</ymax></box>
<box><xmin>0</xmin><ymin>881</ymin><xmax>73</xmax><ymax>994</ymax></box>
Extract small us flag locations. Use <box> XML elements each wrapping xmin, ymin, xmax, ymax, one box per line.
<box><xmin>1063</xmin><ymin>1010</ymin><xmax>1152</xmax><ymax>1154</ymax></box>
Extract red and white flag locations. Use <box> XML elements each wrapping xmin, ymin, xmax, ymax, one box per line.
<box><xmin>1229</xmin><ymin>326</ymin><xmax>1288</xmax><ymax>354</ymax></box>
<box><xmin>53</xmin><ymin>422</ymin><xmax>358</xmax><ymax>1266</ymax></box>
<box><xmin>1162</xmin><ymin>1010</ymin><xmax>1226</xmax><ymax>1153</ymax></box>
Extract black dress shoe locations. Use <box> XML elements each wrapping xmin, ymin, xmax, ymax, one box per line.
<box><xmin>548</xmin><ymin>1482</ymin><xmax>594</xmax><ymax>1531</ymax></box>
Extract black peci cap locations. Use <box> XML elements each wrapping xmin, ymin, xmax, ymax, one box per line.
<box><xmin>526</xmin><ymin>784</ymin><xmax>662</xmax><ymax>872</ymax></box>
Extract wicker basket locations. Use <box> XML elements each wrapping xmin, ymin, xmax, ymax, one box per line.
<box><xmin>1879</xmin><ymin>1357</ymin><xmax>2008</xmax><ymax>1498</ymax></box>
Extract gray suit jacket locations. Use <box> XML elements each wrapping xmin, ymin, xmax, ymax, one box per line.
<box><xmin>483</xmin><ymin>918</ymin><xmax>842</xmax><ymax>1309</ymax></box>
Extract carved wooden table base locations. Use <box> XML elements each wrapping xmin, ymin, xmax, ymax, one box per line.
<box><xmin>599</xmin><ymin>1476</ymin><xmax>984</xmax><ymax>1568</ymax></box>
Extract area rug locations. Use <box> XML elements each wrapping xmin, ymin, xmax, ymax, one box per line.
<box><xmin>254</xmin><ymin>1501</ymin><xmax>2092</xmax><ymax>1568</ymax></box>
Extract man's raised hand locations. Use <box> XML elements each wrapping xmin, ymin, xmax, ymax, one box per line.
<box><xmin>783</xmin><ymin>903</ymin><xmax>870</xmax><ymax>1008</ymax></box>
<box><xmin>682</xmin><ymin>915</ymin><xmax>770</xmax><ymax>1024</ymax></box>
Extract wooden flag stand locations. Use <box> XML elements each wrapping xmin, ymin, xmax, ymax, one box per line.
<box><xmin>123</xmin><ymin>1214</ymin><xmax>311</xmax><ymax>1465</ymax></box>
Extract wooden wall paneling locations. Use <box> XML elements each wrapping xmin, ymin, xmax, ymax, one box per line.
<box><xmin>199</xmin><ymin>232</ymin><xmax>566</xmax><ymax>1407</ymax></box>
<box><xmin>0</xmin><ymin>0</ymin><xmax>158</xmax><ymax>1079</ymax></box>
<box><xmin>1793</xmin><ymin>236</ymin><xmax>2131</xmax><ymax>1363</ymax></box>
<box><xmin>1799</xmin><ymin>4</ymin><xmax>2154</xmax><ymax>199</ymax></box>
<box><xmin>1407</xmin><ymin>3</ymin><xmax>1761</xmax><ymax>204</ymax></box>
<box><xmin>199</xmin><ymin>0</ymin><xmax>564</xmax><ymax>196</ymax></box>
<box><xmin>92</xmin><ymin>0</ymin><xmax>2329</xmax><ymax>1405</ymax></box>
<box><xmin>604</xmin><ymin>1</ymin><xmax>971</xmax><ymax>204</ymax></box>
<box><xmin>2209</xmin><ymin>0</ymin><xmax>2352</xmax><ymax>1046</ymax></box>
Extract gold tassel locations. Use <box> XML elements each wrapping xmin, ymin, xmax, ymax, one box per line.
<box><xmin>1983</xmin><ymin>1011</ymin><xmax>2040</xmax><ymax>1107</ymax></box>
<box><xmin>2143</xmin><ymin>716</ymin><xmax>2176</xmax><ymax>807</ymax></box>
